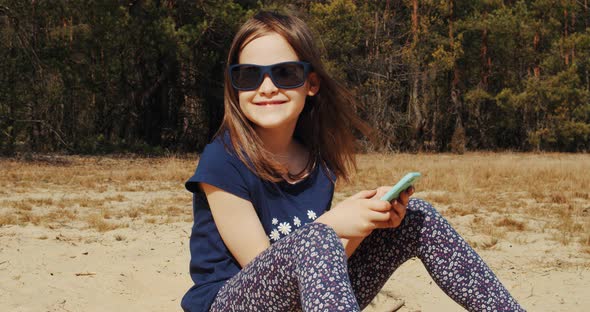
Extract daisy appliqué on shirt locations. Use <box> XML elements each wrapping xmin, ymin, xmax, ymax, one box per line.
<box><xmin>268</xmin><ymin>210</ymin><xmax>318</xmax><ymax>242</ymax></box>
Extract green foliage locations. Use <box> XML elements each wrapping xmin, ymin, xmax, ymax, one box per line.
<box><xmin>497</xmin><ymin>66</ymin><xmax>590</xmax><ymax>151</ymax></box>
<box><xmin>0</xmin><ymin>0</ymin><xmax>588</xmax><ymax>154</ymax></box>
<box><xmin>309</xmin><ymin>0</ymin><xmax>367</xmax><ymax>80</ymax></box>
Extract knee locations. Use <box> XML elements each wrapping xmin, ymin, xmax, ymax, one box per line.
<box><xmin>408</xmin><ymin>198</ymin><xmax>438</xmax><ymax>215</ymax></box>
<box><xmin>404</xmin><ymin>198</ymin><xmax>445</xmax><ymax>227</ymax></box>
<box><xmin>296</xmin><ymin>222</ymin><xmax>340</xmax><ymax>247</ymax></box>
<box><xmin>290</xmin><ymin>222</ymin><xmax>346</xmax><ymax>268</ymax></box>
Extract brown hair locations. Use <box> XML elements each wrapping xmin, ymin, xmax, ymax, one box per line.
<box><xmin>216</xmin><ymin>10</ymin><xmax>374</xmax><ymax>183</ymax></box>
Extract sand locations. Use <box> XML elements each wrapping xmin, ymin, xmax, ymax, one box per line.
<box><xmin>1</xmin><ymin>154</ymin><xmax>589</xmax><ymax>311</ymax></box>
<box><xmin>2</xmin><ymin>209</ymin><xmax>588</xmax><ymax>311</ymax></box>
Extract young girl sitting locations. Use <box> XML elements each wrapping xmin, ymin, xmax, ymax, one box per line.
<box><xmin>181</xmin><ymin>10</ymin><xmax>525</xmax><ymax>312</ymax></box>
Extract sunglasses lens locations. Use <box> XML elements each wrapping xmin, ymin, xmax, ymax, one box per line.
<box><xmin>230</xmin><ymin>62</ymin><xmax>309</xmax><ymax>90</ymax></box>
<box><xmin>271</xmin><ymin>63</ymin><xmax>305</xmax><ymax>88</ymax></box>
<box><xmin>231</xmin><ymin>65</ymin><xmax>261</xmax><ymax>90</ymax></box>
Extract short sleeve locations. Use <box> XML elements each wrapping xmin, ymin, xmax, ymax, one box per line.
<box><xmin>185</xmin><ymin>137</ymin><xmax>251</xmax><ymax>202</ymax></box>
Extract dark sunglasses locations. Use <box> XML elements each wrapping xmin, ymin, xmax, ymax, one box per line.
<box><xmin>229</xmin><ymin>61</ymin><xmax>312</xmax><ymax>91</ymax></box>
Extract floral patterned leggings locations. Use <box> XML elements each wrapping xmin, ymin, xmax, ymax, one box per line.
<box><xmin>210</xmin><ymin>198</ymin><xmax>525</xmax><ymax>311</ymax></box>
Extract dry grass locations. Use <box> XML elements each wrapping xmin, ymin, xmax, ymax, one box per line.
<box><xmin>0</xmin><ymin>152</ymin><xmax>588</xmax><ymax>251</ymax></box>
<box><xmin>0</xmin><ymin>213</ymin><xmax>17</xmax><ymax>227</ymax></box>
<box><xmin>0</xmin><ymin>155</ymin><xmax>196</xmax><ymax>232</ymax></box>
<box><xmin>469</xmin><ymin>236</ymin><xmax>500</xmax><ymax>250</ymax></box>
<box><xmin>495</xmin><ymin>217</ymin><xmax>526</xmax><ymax>231</ymax></box>
<box><xmin>86</xmin><ymin>214</ymin><xmax>128</xmax><ymax>232</ymax></box>
<box><xmin>339</xmin><ymin>152</ymin><xmax>590</xmax><ymax>247</ymax></box>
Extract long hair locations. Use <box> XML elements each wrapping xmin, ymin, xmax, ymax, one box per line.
<box><xmin>216</xmin><ymin>10</ymin><xmax>374</xmax><ymax>183</ymax></box>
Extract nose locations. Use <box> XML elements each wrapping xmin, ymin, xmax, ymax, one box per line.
<box><xmin>258</xmin><ymin>74</ymin><xmax>279</xmax><ymax>96</ymax></box>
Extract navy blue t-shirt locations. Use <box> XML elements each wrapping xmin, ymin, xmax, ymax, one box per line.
<box><xmin>181</xmin><ymin>133</ymin><xmax>336</xmax><ymax>312</ymax></box>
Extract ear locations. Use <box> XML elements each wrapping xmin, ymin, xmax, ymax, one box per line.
<box><xmin>307</xmin><ymin>72</ymin><xmax>320</xmax><ymax>96</ymax></box>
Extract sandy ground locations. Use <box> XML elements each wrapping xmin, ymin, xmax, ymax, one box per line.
<box><xmin>1</xmin><ymin>202</ymin><xmax>588</xmax><ymax>311</ymax></box>
<box><xmin>1</xmin><ymin>154</ymin><xmax>589</xmax><ymax>311</ymax></box>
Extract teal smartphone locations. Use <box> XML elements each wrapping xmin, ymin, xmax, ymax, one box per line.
<box><xmin>380</xmin><ymin>172</ymin><xmax>421</xmax><ymax>202</ymax></box>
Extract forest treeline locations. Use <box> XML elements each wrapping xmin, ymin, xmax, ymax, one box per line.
<box><xmin>1</xmin><ymin>0</ymin><xmax>589</xmax><ymax>155</ymax></box>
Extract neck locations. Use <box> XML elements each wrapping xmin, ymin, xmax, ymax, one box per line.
<box><xmin>255</xmin><ymin>124</ymin><xmax>297</xmax><ymax>158</ymax></box>
<box><xmin>255</xmin><ymin>124</ymin><xmax>311</xmax><ymax>180</ymax></box>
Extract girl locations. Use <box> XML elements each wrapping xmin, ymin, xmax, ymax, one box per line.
<box><xmin>182</xmin><ymin>11</ymin><xmax>525</xmax><ymax>312</ymax></box>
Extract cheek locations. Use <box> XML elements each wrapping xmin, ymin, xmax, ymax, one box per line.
<box><xmin>287</xmin><ymin>90</ymin><xmax>308</xmax><ymax>107</ymax></box>
<box><xmin>237</xmin><ymin>92</ymin><xmax>253</xmax><ymax>109</ymax></box>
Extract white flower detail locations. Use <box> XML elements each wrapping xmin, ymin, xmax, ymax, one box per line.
<box><xmin>270</xmin><ymin>229</ymin><xmax>280</xmax><ymax>241</ymax></box>
<box><xmin>293</xmin><ymin>216</ymin><xmax>301</xmax><ymax>227</ymax></box>
<box><xmin>278</xmin><ymin>222</ymin><xmax>292</xmax><ymax>235</ymax></box>
<box><xmin>307</xmin><ymin>210</ymin><xmax>317</xmax><ymax>220</ymax></box>
<box><xmin>271</xmin><ymin>218</ymin><xmax>278</xmax><ymax>225</ymax></box>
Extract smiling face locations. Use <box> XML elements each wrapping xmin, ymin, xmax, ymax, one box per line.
<box><xmin>237</xmin><ymin>32</ymin><xmax>319</xmax><ymax>132</ymax></box>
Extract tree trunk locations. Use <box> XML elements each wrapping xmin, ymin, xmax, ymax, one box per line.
<box><xmin>480</xmin><ymin>15</ymin><xmax>490</xmax><ymax>88</ymax></box>
<box><xmin>570</xmin><ymin>1</ymin><xmax>575</xmax><ymax>64</ymax></box>
<box><xmin>533</xmin><ymin>31</ymin><xmax>541</xmax><ymax>77</ymax></box>
<box><xmin>586</xmin><ymin>0</ymin><xmax>589</xmax><ymax>28</ymax></box>
<box><xmin>564</xmin><ymin>7</ymin><xmax>569</xmax><ymax>65</ymax></box>
<box><xmin>586</xmin><ymin>0</ymin><xmax>589</xmax><ymax>90</ymax></box>
<box><xmin>449</xmin><ymin>0</ymin><xmax>459</xmax><ymax>89</ymax></box>
<box><xmin>408</xmin><ymin>0</ymin><xmax>423</xmax><ymax>148</ymax></box>
<box><xmin>411</xmin><ymin>0</ymin><xmax>418</xmax><ymax>43</ymax></box>
<box><xmin>449</xmin><ymin>0</ymin><xmax>464</xmax><ymax>152</ymax></box>
<box><xmin>373</xmin><ymin>11</ymin><xmax>378</xmax><ymax>59</ymax></box>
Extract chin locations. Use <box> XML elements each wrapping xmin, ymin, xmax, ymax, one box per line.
<box><xmin>253</xmin><ymin>121</ymin><xmax>290</xmax><ymax>130</ymax></box>
<box><xmin>247</xmin><ymin>113</ymin><xmax>298</xmax><ymax>129</ymax></box>
<box><xmin>251</xmin><ymin>117</ymin><xmax>298</xmax><ymax>130</ymax></box>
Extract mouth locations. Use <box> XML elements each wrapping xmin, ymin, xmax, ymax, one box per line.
<box><xmin>254</xmin><ymin>100</ymin><xmax>287</xmax><ymax>106</ymax></box>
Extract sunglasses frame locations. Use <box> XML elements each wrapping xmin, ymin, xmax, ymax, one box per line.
<box><xmin>229</xmin><ymin>61</ymin><xmax>312</xmax><ymax>91</ymax></box>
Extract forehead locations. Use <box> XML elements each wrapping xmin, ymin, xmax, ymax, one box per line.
<box><xmin>238</xmin><ymin>32</ymin><xmax>300</xmax><ymax>65</ymax></box>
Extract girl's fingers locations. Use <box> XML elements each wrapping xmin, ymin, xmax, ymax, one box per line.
<box><xmin>374</xmin><ymin>220</ymin><xmax>393</xmax><ymax>229</ymax></box>
<box><xmin>371</xmin><ymin>201</ymin><xmax>407</xmax><ymax>229</ymax></box>
<box><xmin>368</xmin><ymin>210</ymin><xmax>391</xmax><ymax>222</ymax></box>
<box><xmin>376</xmin><ymin>186</ymin><xmax>392</xmax><ymax>199</ymax></box>
<box><xmin>352</xmin><ymin>189</ymin><xmax>377</xmax><ymax>199</ymax></box>
<box><xmin>398</xmin><ymin>186</ymin><xmax>415</xmax><ymax>206</ymax></box>
<box><xmin>367</xmin><ymin>199</ymin><xmax>391</xmax><ymax>212</ymax></box>
<box><xmin>398</xmin><ymin>189</ymin><xmax>409</xmax><ymax>206</ymax></box>
<box><xmin>391</xmin><ymin>200</ymin><xmax>406</xmax><ymax>220</ymax></box>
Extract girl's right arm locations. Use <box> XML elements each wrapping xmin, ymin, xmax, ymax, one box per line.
<box><xmin>201</xmin><ymin>182</ymin><xmax>271</xmax><ymax>268</ymax></box>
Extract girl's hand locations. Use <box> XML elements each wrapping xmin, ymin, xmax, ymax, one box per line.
<box><xmin>371</xmin><ymin>186</ymin><xmax>414</xmax><ymax>228</ymax></box>
<box><xmin>315</xmin><ymin>189</ymin><xmax>392</xmax><ymax>239</ymax></box>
